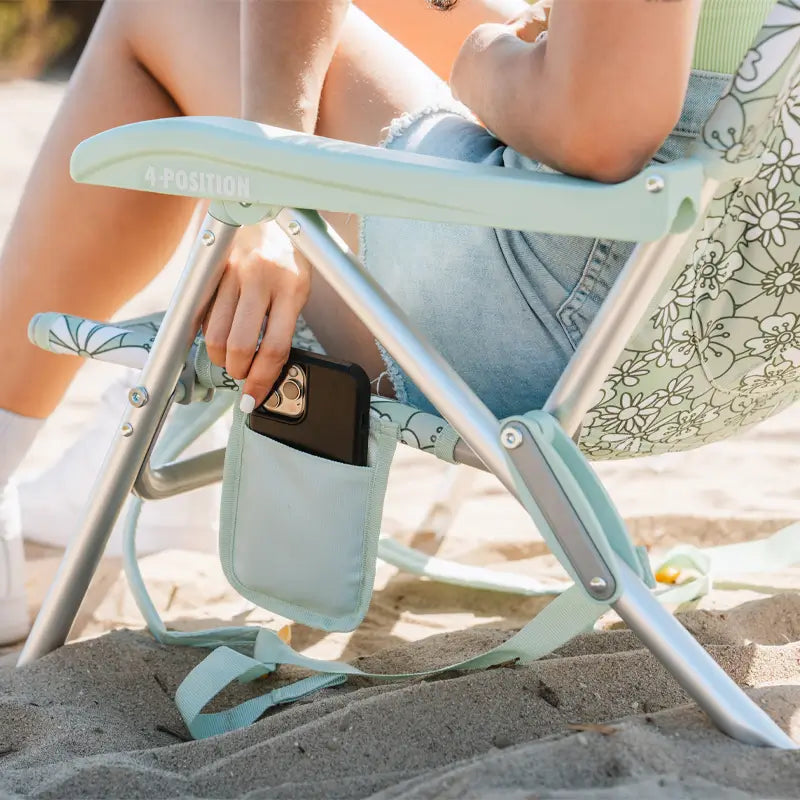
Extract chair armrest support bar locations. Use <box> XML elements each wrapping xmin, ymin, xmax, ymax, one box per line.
<box><xmin>544</xmin><ymin>179</ymin><xmax>720</xmax><ymax>436</ymax></box>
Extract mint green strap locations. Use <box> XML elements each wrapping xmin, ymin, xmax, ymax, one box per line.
<box><xmin>176</xmin><ymin>646</ymin><xmax>347</xmax><ymax>740</ymax></box>
<box><xmin>175</xmin><ymin>584</ymin><xmax>603</xmax><ymax>738</ymax></box>
<box><xmin>653</xmin><ymin>522</ymin><xmax>800</xmax><ymax>605</ymax></box>
<box><xmin>175</xmin><ymin>521</ymin><xmax>800</xmax><ymax>738</ymax></box>
<box><xmin>378</xmin><ymin>537</ymin><xmax>571</xmax><ymax>596</ymax></box>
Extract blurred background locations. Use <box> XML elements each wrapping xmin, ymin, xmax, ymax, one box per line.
<box><xmin>0</xmin><ymin>0</ymin><xmax>101</xmax><ymax>81</ymax></box>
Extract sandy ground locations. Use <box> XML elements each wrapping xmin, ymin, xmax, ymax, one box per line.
<box><xmin>0</xmin><ymin>80</ymin><xmax>799</xmax><ymax>799</ymax></box>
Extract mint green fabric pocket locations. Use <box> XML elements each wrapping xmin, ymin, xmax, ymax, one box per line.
<box><xmin>219</xmin><ymin>407</ymin><xmax>397</xmax><ymax>632</ymax></box>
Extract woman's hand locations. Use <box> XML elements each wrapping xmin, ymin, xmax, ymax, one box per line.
<box><xmin>505</xmin><ymin>0</ymin><xmax>550</xmax><ymax>43</ymax></box>
<box><xmin>450</xmin><ymin>1</ymin><xmax>550</xmax><ymax>109</ymax></box>
<box><xmin>203</xmin><ymin>221</ymin><xmax>310</xmax><ymax>412</ymax></box>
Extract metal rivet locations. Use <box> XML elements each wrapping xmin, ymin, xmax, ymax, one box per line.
<box><xmin>287</xmin><ymin>221</ymin><xmax>301</xmax><ymax>236</ymax></box>
<box><xmin>239</xmin><ymin>202</ymin><xmax>252</xmax><ymax>208</ymax></box>
<box><xmin>645</xmin><ymin>175</ymin><xmax>665</xmax><ymax>194</ymax></box>
<box><xmin>120</xmin><ymin>422</ymin><xmax>134</xmax><ymax>437</ymax></box>
<box><xmin>501</xmin><ymin>424</ymin><xmax>524</xmax><ymax>450</ymax></box>
<box><xmin>589</xmin><ymin>577</ymin><xmax>608</xmax><ymax>590</ymax></box>
<box><xmin>128</xmin><ymin>386</ymin><xmax>149</xmax><ymax>408</ymax></box>
<box><xmin>201</xmin><ymin>229</ymin><xmax>216</xmax><ymax>246</ymax></box>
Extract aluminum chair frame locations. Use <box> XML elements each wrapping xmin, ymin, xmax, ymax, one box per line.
<box><xmin>15</xmin><ymin>177</ymin><xmax>796</xmax><ymax>748</ymax></box>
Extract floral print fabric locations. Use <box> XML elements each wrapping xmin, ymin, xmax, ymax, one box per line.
<box><xmin>579</xmin><ymin>2</ymin><xmax>800</xmax><ymax>459</ymax></box>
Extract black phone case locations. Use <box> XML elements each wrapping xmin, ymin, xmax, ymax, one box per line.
<box><xmin>247</xmin><ymin>348</ymin><xmax>371</xmax><ymax>466</ymax></box>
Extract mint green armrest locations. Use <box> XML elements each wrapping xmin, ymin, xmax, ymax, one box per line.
<box><xmin>71</xmin><ymin>116</ymin><xmax>705</xmax><ymax>241</ymax></box>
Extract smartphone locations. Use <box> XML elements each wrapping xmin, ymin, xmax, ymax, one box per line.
<box><xmin>247</xmin><ymin>348</ymin><xmax>371</xmax><ymax>466</ymax></box>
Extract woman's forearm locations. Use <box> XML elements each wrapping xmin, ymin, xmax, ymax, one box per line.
<box><xmin>241</xmin><ymin>0</ymin><xmax>350</xmax><ymax>131</ymax></box>
<box><xmin>452</xmin><ymin>0</ymin><xmax>701</xmax><ymax>182</ymax></box>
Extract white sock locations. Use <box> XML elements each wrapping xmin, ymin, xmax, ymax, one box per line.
<box><xmin>0</xmin><ymin>408</ymin><xmax>44</xmax><ymax>491</ymax></box>
<box><xmin>0</xmin><ymin>410</ymin><xmax>41</xmax><ymax>630</ymax></box>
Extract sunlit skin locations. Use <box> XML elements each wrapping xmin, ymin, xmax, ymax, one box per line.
<box><xmin>0</xmin><ymin>0</ymin><xmax>700</xmax><ymax>418</ymax></box>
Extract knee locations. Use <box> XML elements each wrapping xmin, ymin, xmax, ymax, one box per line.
<box><xmin>80</xmin><ymin>0</ymin><xmax>136</xmax><ymax>59</ymax></box>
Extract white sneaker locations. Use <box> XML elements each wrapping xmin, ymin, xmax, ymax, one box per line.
<box><xmin>18</xmin><ymin>370</ymin><xmax>227</xmax><ymax>556</ymax></box>
<box><xmin>0</xmin><ymin>482</ymin><xmax>30</xmax><ymax>645</ymax></box>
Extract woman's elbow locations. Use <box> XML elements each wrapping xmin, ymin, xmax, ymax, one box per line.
<box><xmin>547</xmin><ymin>105</ymin><xmax>680</xmax><ymax>184</ymax></box>
<box><xmin>556</xmin><ymin>126</ymin><xmax>673</xmax><ymax>183</ymax></box>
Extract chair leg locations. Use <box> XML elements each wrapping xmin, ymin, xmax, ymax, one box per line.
<box><xmin>17</xmin><ymin>213</ymin><xmax>238</xmax><ymax>665</ymax></box>
<box><xmin>277</xmin><ymin>208</ymin><xmax>796</xmax><ymax>748</ymax></box>
<box><xmin>613</xmin><ymin>561</ymin><xmax>797</xmax><ymax>748</ymax></box>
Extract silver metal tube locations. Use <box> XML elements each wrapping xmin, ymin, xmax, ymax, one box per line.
<box><xmin>18</xmin><ymin>214</ymin><xmax>237</xmax><ymax>665</ymax></box>
<box><xmin>135</xmin><ymin>449</ymin><xmax>226</xmax><ymax>500</ymax></box>
<box><xmin>278</xmin><ymin>206</ymin><xmax>794</xmax><ymax>748</ymax></box>
<box><xmin>276</xmin><ymin>209</ymin><xmax>515</xmax><ymax>492</ymax></box>
<box><xmin>544</xmin><ymin>181</ymin><xmax>720</xmax><ymax>437</ymax></box>
<box><xmin>613</xmin><ymin>561</ymin><xmax>797</xmax><ymax>749</ymax></box>
<box><xmin>452</xmin><ymin>440</ymin><xmax>485</xmax><ymax>472</ymax></box>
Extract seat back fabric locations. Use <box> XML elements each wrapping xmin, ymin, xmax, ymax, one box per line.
<box><xmin>581</xmin><ymin>2</ymin><xmax>800</xmax><ymax>459</ymax></box>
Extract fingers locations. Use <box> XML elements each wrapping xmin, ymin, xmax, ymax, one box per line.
<box><xmin>241</xmin><ymin>294</ymin><xmax>299</xmax><ymax>409</ymax></box>
<box><xmin>201</xmin><ymin>222</ymin><xmax>310</xmax><ymax>412</ymax></box>
<box><xmin>203</xmin><ymin>269</ymin><xmax>239</xmax><ymax>368</ymax></box>
<box><xmin>225</xmin><ymin>262</ymin><xmax>271</xmax><ymax>381</ymax></box>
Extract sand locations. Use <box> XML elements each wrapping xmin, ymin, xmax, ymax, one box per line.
<box><xmin>0</xmin><ymin>80</ymin><xmax>798</xmax><ymax>799</ymax></box>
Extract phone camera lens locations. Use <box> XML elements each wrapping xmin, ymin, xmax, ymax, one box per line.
<box><xmin>282</xmin><ymin>379</ymin><xmax>302</xmax><ymax>401</ymax></box>
<box><xmin>287</xmin><ymin>365</ymin><xmax>300</xmax><ymax>378</ymax></box>
<box><xmin>265</xmin><ymin>390</ymin><xmax>281</xmax><ymax>409</ymax></box>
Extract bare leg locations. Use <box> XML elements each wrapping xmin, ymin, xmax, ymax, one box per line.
<box><xmin>357</xmin><ymin>0</ymin><xmax>526</xmax><ymax>82</ymax></box>
<box><xmin>0</xmin><ymin>0</ymin><xmax>513</xmax><ymax>418</ymax></box>
<box><xmin>303</xmin><ymin>1</ymin><xmax>526</xmax><ymax>364</ymax></box>
<box><xmin>0</xmin><ymin>0</ymin><xmax>238</xmax><ymax>418</ymax></box>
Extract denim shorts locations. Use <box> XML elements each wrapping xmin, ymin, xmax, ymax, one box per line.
<box><xmin>361</xmin><ymin>71</ymin><xmax>731</xmax><ymax>419</ymax></box>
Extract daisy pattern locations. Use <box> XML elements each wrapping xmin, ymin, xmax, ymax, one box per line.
<box><xmin>661</xmin><ymin>373</ymin><xmax>694</xmax><ymax>407</ymax></box>
<box><xmin>760</xmin><ymin>261</ymin><xmax>800</xmax><ymax>297</ymax></box>
<box><xmin>759</xmin><ymin>137</ymin><xmax>800</xmax><ymax>189</ymax></box>
<box><xmin>738</xmin><ymin>191</ymin><xmax>800</xmax><ymax>247</ymax></box>
<box><xmin>578</xmin><ymin>26</ymin><xmax>800</xmax><ymax>460</ymax></box>
<box><xmin>597</xmin><ymin>432</ymin><xmax>648</xmax><ymax>455</ymax></box>
<box><xmin>607</xmin><ymin>357</ymin><xmax>650</xmax><ymax>387</ymax></box>
<box><xmin>593</xmin><ymin>392</ymin><xmax>661</xmax><ymax>435</ymax></box>
<box><xmin>644</xmin><ymin>328</ymin><xmax>675</xmax><ymax>368</ymax></box>
<box><xmin>648</xmin><ymin>404</ymin><xmax>719</xmax><ymax>445</ymax></box>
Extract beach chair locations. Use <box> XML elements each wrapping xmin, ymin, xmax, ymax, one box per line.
<box><xmin>16</xmin><ymin>2</ymin><xmax>800</xmax><ymax>748</ymax></box>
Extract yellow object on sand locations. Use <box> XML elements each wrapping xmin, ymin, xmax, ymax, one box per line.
<box><xmin>655</xmin><ymin>565</ymin><xmax>681</xmax><ymax>585</ymax></box>
<box><xmin>278</xmin><ymin>625</ymin><xmax>292</xmax><ymax>644</ymax></box>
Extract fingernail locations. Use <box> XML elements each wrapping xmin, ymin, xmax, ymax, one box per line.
<box><xmin>239</xmin><ymin>393</ymin><xmax>256</xmax><ymax>414</ymax></box>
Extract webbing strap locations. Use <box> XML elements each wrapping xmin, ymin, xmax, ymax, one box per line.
<box><xmin>176</xmin><ymin>520</ymin><xmax>800</xmax><ymax>738</ymax></box>
<box><xmin>176</xmin><ymin>585</ymin><xmax>603</xmax><ymax>739</ymax></box>
<box><xmin>175</xmin><ymin>647</ymin><xmax>346</xmax><ymax>741</ymax></box>
<box><xmin>377</xmin><ymin>537</ymin><xmax>572</xmax><ymax>596</ymax></box>
<box><xmin>653</xmin><ymin>522</ymin><xmax>800</xmax><ymax>605</ymax></box>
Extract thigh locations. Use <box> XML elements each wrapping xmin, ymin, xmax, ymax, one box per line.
<box><xmin>357</xmin><ymin>0</ymin><xmax>527</xmax><ymax>82</ymax></box>
<box><xmin>118</xmin><ymin>0</ymin><xmax>241</xmax><ymax>117</ymax></box>
<box><xmin>124</xmin><ymin>0</ymin><xmax>444</xmax><ymax>386</ymax></box>
<box><xmin>305</xmin><ymin>8</ymin><xmax>449</xmax><ymax>380</ymax></box>
<box><xmin>124</xmin><ymin>0</ymin><xmax>446</xmax><ymax>146</ymax></box>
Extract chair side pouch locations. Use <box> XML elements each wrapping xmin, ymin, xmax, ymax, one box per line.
<box><xmin>219</xmin><ymin>407</ymin><xmax>397</xmax><ymax>632</ymax></box>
